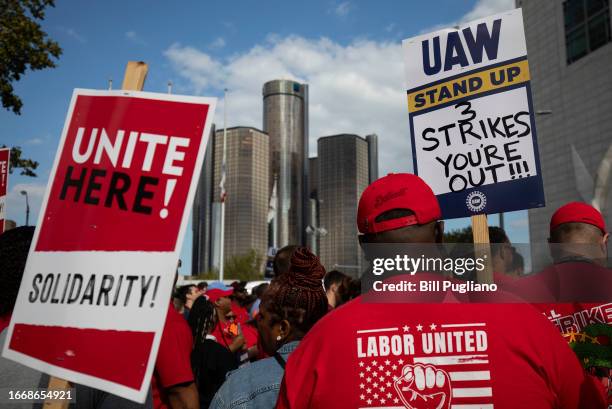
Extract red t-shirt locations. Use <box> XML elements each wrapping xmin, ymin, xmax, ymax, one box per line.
<box><xmin>231</xmin><ymin>302</ymin><xmax>250</xmax><ymax>325</ymax></box>
<box><xmin>276</xmin><ymin>293</ymin><xmax>605</xmax><ymax>408</ymax></box>
<box><xmin>152</xmin><ymin>303</ymin><xmax>194</xmax><ymax>409</ymax></box>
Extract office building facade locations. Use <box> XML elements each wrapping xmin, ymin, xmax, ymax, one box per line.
<box><xmin>519</xmin><ymin>0</ymin><xmax>612</xmax><ymax>266</ymax></box>
<box><xmin>192</xmin><ymin>125</ymin><xmax>215</xmax><ymax>276</ymax></box>
<box><xmin>263</xmin><ymin>80</ymin><xmax>309</xmax><ymax>248</ymax></box>
<box><xmin>316</xmin><ymin>134</ymin><xmax>376</xmax><ymax>277</ymax></box>
<box><xmin>212</xmin><ymin>127</ymin><xmax>270</xmax><ymax>267</ymax></box>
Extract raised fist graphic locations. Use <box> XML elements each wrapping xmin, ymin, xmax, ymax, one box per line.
<box><xmin>393</xmin><ymin>364</ymin><xmax>451</xmax><ymax>409</ymax></box>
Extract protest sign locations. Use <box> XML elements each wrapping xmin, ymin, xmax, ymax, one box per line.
<box><xmin>0</xmin><ymin>148</ymin><xmax>8</xmax><ymax>232</ymax></box>
<box><xmin>403</xmin><ymin>8</ymin><xmax>545</xmax><ymax>219</ymax></box>
<box><xmin>1</xmin><ymin>89</ymin><xmax>216</xmax><ymax>402</ymax></box>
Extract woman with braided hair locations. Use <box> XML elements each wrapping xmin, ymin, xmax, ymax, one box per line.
<box><xmin>210</xmin><ymin>247</ymin><xmax>328</xmax><ymax>409</ymax></box>
<box><xmin>189</xmin><ymin>297</ymin><xmax>238</xmax><ymax>409</ymax></box>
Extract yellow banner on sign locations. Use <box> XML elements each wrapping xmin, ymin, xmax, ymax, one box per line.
<box><xmin>407</xmin><ymin>59</ymin><xmax>530</xmax><ymax>112</ymax></box>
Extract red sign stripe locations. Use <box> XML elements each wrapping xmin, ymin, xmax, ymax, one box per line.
<box><xmin>10</xmin><ymin>324</ymin><xmax>154</xmax><ymax>390</ymax></box>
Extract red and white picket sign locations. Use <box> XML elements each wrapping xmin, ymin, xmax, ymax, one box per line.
<box><xmin>1</xmin><ymin>89</ymin><xmax>216</xmax><ymax>402</ymax></box>
<box><xmin>0</xmin><ymin>147</ymin><xmax>8</xmax><ymax>233</ymax></box>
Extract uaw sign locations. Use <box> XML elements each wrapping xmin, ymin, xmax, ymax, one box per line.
<box><xmin>403</xmin><ymin>8</ymin><xmax>545</xmax><ymax>218</ymax></box>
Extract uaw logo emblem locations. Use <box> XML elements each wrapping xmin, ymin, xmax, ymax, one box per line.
<box><xmin>466</xmin><ymin>191</ymin><xmax>486</xmax><ymax>213</ymax></box>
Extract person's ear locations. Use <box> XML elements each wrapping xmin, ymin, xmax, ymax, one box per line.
<box><xmin>435</xmin><ymin>221</ymin><xmax>444</xmax><ymax>243</ymax></box>
<box><xmin>278</xmin><ymin>319</ymin><xmax>291</xmax><ymax>341</ymax></box>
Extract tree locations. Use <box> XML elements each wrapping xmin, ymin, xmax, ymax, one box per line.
<box><xmin>223</xmin><ymin>249</ymin><xmax>264</xmax><ymax>281</ymax></box>
<box><xmin>1</xmin><ymin>0</ymin><xmax>62</xmax><ymax>114</ymax></box>
<box><xmin>1</xmin><ymin>145</ymin><xmax>39</xmax><ymax>177</ymax></box>
<box><xmin>193</xmin><ymin>250</ymin><xmax>264</xmax><ymax>281</ymax></box>
<box><xmin>443</xmin><ymin>226</ymin><xmax>473</xmax><ymax>243</ymax></box>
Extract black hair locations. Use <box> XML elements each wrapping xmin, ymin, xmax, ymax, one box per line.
<box><xmin>323</xmin><ymin>270</ymin><xmax>348</xmax><ymax>291</ymax></box>
<box><xmin>273</xmin><ymin>245</ymin><xmax>299</xmax><ymax>277</ymax></box>
<box><xmin>263</xmin><ymin>247</ymin><xmax>328</xmax><ymax>336</ymax></box>
<box><xmin>176</xmin><ymin>284</ymin><xmax>196</xmax><ymax>304</ymax></box>
<box><xmin>252</xmin><ymin>282</ymin><xmax>269</xmax><ymax>298</ymax></box>
<box><xmin>488</xmin><ymin>226</ymin><xmax>510</xmax><ymax>257</ymax></box>
<box><xmin>188</xmin><ymin>297</ymin><xmax>217</xmax><ymax>344</ymax></box>
<box><xmin>197</xmin><ymin>281</ymin><xmax>208</xmax><ymax>291</ymax></box>
<box><xmin>0</xmin><ymin>227</ymin><xmax>35</xmax><ymax>316</ymax></box>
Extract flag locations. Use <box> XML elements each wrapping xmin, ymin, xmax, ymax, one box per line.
<box><xmin>268</xmin><ymin>175</ymin><xmax>277</xmax><ymax>223</ymax></box>
<box><xmin>219</xmin><ymin>162</ymin><xmax>227</xmax><ymax>202</ymax></box>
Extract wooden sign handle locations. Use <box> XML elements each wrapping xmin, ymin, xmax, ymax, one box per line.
<box><xmin>121</xmin><ymin>61</ymin><xmax>148</xmax><ymax>91</ymax></box>
<box><xmin>43</xmin><ymin>377</ymin><xmax>71</xmax><ymax>408</ymax></box>
<box><xmin>45</xmin><ymin>61</ymin><xmax>149</xmax><ymax>408</ymax></box>
<box><xmin>471</xmin><ymin>214</ymin><xmax>493</xmax><ymax>284</ymax></box>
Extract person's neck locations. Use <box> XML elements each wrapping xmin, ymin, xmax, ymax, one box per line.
<box><xmin>217</xmin><ymin>309</ymin><xmax>228</xmax><ymax>323</ymax></box>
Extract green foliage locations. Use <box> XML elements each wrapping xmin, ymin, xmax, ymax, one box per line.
<box><xmin>224</xmin><ymin>249</ymin><xmax>264</xmax><ymax>281</ymax></box>
<box><xmin>194</xmin><ymin>269</ymin><xmax>219</xmax><ymax>280</ymax></box>
<box><xmin>443</xmin><ymin>226</ymin><xmax>473</xmax><ymax>243</ymax></box>
<box><xmin>1</xmin><ymin>145</ymin><xmax>38</xmax><ymax>177</ymax></box>
<box><xmin>192</xmin><ymin>250</ymin><xmax>264</xmax><ymax>281</ymax></box>
<box><xmin>1</xmin><ymin>0</ymin><xmax>62</xmax><ymax>114</ymax></box>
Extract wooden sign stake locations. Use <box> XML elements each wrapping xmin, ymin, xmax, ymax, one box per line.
<box><xmin>44</xmin><ymin>61</ymin><xmax>149</xmax><ymax>408</ymax></box>
<box><xmin>472</xmin><ymin>213</ymin><xmax>493</xmax><ymax>284</ymax></box>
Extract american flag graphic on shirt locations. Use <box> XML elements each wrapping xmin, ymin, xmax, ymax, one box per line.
<box><xmin>356</xmin><ymin>322</ymin><xmax>493</xmax><ymax>409</ymax></box>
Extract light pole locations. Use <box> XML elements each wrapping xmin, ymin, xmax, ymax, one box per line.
<box><xmin>20</xmin><ymin>190</ymin><xmax>29</xmax><ymax>226</ymax></box>
<box><xmin>219</xmin><ymin>88</ymin><xmax>228</xmax><ymax>282</ymax></box>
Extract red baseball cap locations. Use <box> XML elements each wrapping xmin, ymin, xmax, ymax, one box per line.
<box><xmin>550</xmin><ymin>202</ymin><xmax>607</xmax><ymax>234</ymax></box>
<box><xmin>206</xmin><ymin>282</ymin><xmax>233</xmax><ymax>303</ymax></box>
<box><xmin>357</xmin><ymin>173</ymin><xmax>441</xmax><ymax>234</ymax></box>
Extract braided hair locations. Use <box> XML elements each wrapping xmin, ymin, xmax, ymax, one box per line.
<box><xmin>188</xmin><ymin>296</ymin><xmax>217</xmax><ymax>345</ymax></box>
<box><xmin>261</xmin><ymin>247</ymin><xmax>328</xmax><ymax>336</ymax></box>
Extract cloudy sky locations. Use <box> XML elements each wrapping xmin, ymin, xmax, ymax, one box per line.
<box><xmin>2</xmin><ymin>0</ymin><xmax>529</xmax><ymax>274</ymax></box>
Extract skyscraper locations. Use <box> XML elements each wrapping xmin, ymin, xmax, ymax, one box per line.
<box><xmin>366</xmin><ymin>134</ymin><xmax>379</xmax><ymax>183</ymax></box>
<box><xmin>316</xmin><ymin>134</ymin><xmax>376</xmax><ymax>277</ymax></box>
<box><xmin>192</xmin><ymin>125</ymin><xmax>215</xmax><ymax>276</ymax></box>
<box><xmin>519</xmin><ymin>0</ymin><xmax>611</xmax><ymax>267</ymax></box>
<box><xmin>263</xmin><ymin>80</ymin><xmax>309</xmax><ymax>247</ymax></box>
<box><xmin>211</xmin><ymin>127</ymin><xmax>270</xmax><ymax>267</ymax></box>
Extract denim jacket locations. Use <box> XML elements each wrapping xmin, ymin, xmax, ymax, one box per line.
<box><xmin>209</xmin><ymin>341</ymin><xmax>299</xmax><ymax>409</ymax></box>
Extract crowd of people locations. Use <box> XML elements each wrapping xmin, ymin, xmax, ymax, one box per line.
<box><xmin>0</xmin><ymin>173</ymin><xmax>610</xmax><ymax>408</ymax></box>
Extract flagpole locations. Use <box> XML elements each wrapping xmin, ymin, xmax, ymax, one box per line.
<box><xmin>219</xmin><ymin>89</ymin><xmax>228</xmax><ymax>282</ymax></box>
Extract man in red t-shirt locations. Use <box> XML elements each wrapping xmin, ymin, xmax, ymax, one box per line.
<box><xmin>529</xmin><ymin>202</ymin><xmax>611</xmax><ymax>405</ymax></box>
<box><xmin>152</xmin><ymin>282</ymin><xmax>198</xmax><ymax>409</ymax></box>
<box><xmin>276</xmin><ymin>174</ymin><xmax>605</xmax><ymax>408</ymax></box>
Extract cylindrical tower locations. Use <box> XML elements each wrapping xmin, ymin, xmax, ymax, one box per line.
<box><xmin>262</xmin><ymin>80</ymin><xmax>308</xmax><ymax>247</ymax></box>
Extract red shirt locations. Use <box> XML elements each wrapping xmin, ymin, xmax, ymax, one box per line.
<box><xmin>152</xmin><ymin>303</ymin><xmax>194</xmax><ymax>409</ymax></box>
<box><xmin>276</xmin><ymin>292</ymin><xmax>605</xmax><ymax>408</ymax></box>
<box><xmin>231</xmin><ymin>302</ymin><xmax>250</xmax><ymax>325</ymax></box>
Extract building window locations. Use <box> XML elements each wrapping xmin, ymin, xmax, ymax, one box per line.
<box><xmin>564</xmin><ymin>0</ymin><xmax>611</xmax><ymax>64</ymax></box>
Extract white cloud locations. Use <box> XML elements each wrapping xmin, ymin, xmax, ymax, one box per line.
<box><xmin>420</xmin><ymin>0</ymin><xmax>514</xmax><ymax>34</ymax></box>
<box><xmin>333</xmin><ymin>1</ymin><xmax>351</xmax><ymax>17</ymax></box>
<box><xmin>57</xmin><ymin>26</ymin><xmax>86</xmax><ymax>44</ymax></box>
<box><xmin>5</xmin><ymin>182</ymin><xmax>48</xmax><ymax>226</ymax></box>
<box><xmin>125</xmin><ymin>31</ymin><xmax>147</xmax><ymax>46</ymax></box>
<box><xmin>164</xmin><ymin>36</ymin><xmax>412</xmax><ymax>175</ymax></box>
<box><xmin>462</xmin><ymin>0</ymin><xmax>515</xmax><ymax>23</ymax></box>
<box><xmin>25</xmin><ymin>137</ymin><xmax>44</xmax><ymax>145</ymax></box>
<box><xmin>210</xmin><ymin>37</ymin><xmax>226</xmax><ymax>49</ymax></box>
